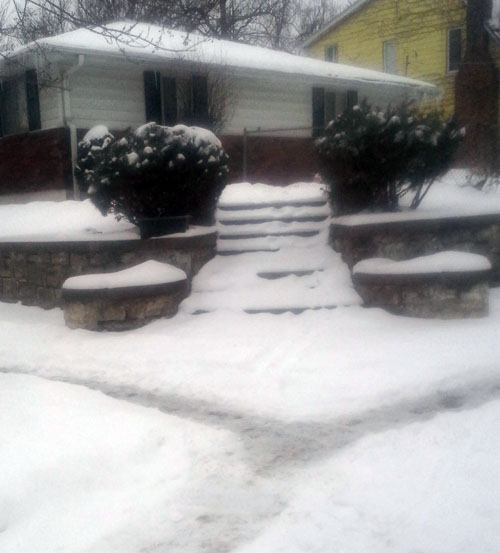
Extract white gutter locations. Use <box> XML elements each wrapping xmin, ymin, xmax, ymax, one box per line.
<box><xmin>61</xmin><ymin>53</ymin><xmax>85</xmax><ymax>200</ymax></box>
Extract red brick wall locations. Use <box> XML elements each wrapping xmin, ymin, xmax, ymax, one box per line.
<box><xmin>221</xmin><ymin>135</ymin><xmax>321</xmax><ymax>185</ymax></box>
<box><xmin>0</xmin><ymin>127</ymin><xmax>320</xmax><ymax>199</ymax></box>
<box><xmin>0</xmin><ymin>127</ymin><xmax>73</xmax><ymax>196</ymax></box>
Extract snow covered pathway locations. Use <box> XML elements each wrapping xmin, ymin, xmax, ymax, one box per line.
<box><xmin>4</xmin><ymin>362</ymin><xmax>500</xmax><ymax>476</ymax></box>
<box><xmin>181</xmin><ymin>182</ymin><xmax>361</xmax><ymax>314</ymax></box>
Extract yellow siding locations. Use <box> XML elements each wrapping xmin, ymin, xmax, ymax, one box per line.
<box><xmin>307</xmin><ymin>0</ymin><xmax>466</xmax><ymax>117</ymax></box>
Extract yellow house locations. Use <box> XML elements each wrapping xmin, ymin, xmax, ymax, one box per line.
<box><xmin>304</xmin><ymin>0</ymin><xmax>468</xmax><ymax>117</ymax></box>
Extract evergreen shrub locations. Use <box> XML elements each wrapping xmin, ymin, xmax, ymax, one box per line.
<box><xmin>315</xmin><ymin>101</ymin><xmax>464</xmax><ymax>215</ymax></box>
<box><xmin>76</xmin><ymin>123</ymin><xmax>229</xmax><ymax>226</ymax></box>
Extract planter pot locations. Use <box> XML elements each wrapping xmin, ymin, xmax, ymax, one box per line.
<box><xmin>137</xmin><ymin>215</ymin><xmax>190</xmax><ymax>239</ymax></box>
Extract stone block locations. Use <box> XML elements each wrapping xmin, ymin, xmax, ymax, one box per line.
<box><xmin>51</xmin><ymin>251</ymin><xmax>69</xmax><ymax>265</ymax></box>
<box><xmin>28</xmin><ymin>252</ymin><xmax>50</xmax><ymax>263</ymax></box>
<box><xmin>70</xmin><ymin>253</ymin><xmax>89</xmax><ymax>273</ymax></box>
<box><xmin>12</xmin><ymin>259</ymin><xmax>27</xmax><ymax>279</ymax></box>
<box><xmin>101</xmin><ymin>303</ymin><xmax>126</xmax><ymax>322</ymax></box>
<box><xmin>37</xmin><ymin>287</ymin><xmax>57</xmax><ymax>309</ymax></box>
<box><xmin>18</xmin><ymin>283</ymin><xmax>37</xmax><ymax>305</ymax></box>
<box><xmin>45</xmin><ymin>265</ymin><xmax>68</xmax><ymax>288</ymax></box>
<box><xmin>1</xmin><ymin>278</ymin><xmax>18</xmax><ymax>300</ymax></box>
<box><xmin>26</xmin><ymin>263</ymin><xmax>46</xmax><ymax>286</ymax></box>
<box><xmin>64</xmin><ymin>301</ymin><xmax>99</xmax><ymax>330</ymax></box>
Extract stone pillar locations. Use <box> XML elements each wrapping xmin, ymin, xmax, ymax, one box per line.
<box><xmin>455</xmin><ymin>0</ymin><xmax>499</xmax><ymax>170</ymax></box>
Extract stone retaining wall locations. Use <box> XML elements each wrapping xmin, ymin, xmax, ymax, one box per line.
<box><xmin>352</xmin><ymin>271</ymin><xmax>490</xmax><ymax>319</ymax></box>
<box><xmin>331</xmin><ymin>213</ymin><xmax>500</xmax><ymax>283</ymax></box>
<box><xmin>0</xmin><ymin>230</ymin><xmax>216</xmax><ymax>309</ymax></box>
<box><xmin>63</xmin><ymin>279</ymin><xmax>189</xmax><ymax>331</ymax></box>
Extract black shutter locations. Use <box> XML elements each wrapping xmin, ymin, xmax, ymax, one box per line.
<box><xmin>162</xmin><ymin>77</ymin><xmax>177</xmax><ymax>126</ymax></box>
<box><xmin>448</xmin><ymin>28</ymin><xmax>462</xmax><ymax>72</ymax></box>
<box><xmin>192</xmin><ymin>75</ymin><xmax>209</xmax><ymax>125</ymax></box>
<box><xmin>347</xmin><ymin>90</ymin><xmax>358</xmax><ymax>110</ymax></box>
<box><xmin>25</xmin><ymin>69</ymin><xmax>41</xmax><ymax>131</ymax></box>
<box><xmin>143</xmin><ymin>70</ymin><xmax>162</xmax><ymax>123</ymax></box>
<box><xmin>312</xmin><ymin>87</ymin><xmax>325</xmax><ymax>137</ymax></box>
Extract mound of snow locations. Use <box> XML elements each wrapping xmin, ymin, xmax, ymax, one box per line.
<box><xmin>63</xmin><ymin>260</ymin><xmax>187</xmax><ymax>290</ymax></box>
<box><xmin>354</xmin><ymin>251</ymin><xmax>492</xmax><ymax>275</ymax></box>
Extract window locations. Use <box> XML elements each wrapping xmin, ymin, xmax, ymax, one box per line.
<box><xmin>448</xmin><ymin>28</ymin><xmax>462</xmax><ymax>72</ymax></box>
<box><xmin>325</xmin><ymin>91</ymin><xmax>336</xmax><ymax>125</ymax></box>
<box><xmin>347</xmin><ymin>90</ymin><xmax>358</xmax><ymax>110</ymax></box>
<box><xmin>325</xmin><ymin>45</ymin><xmax>338</xmax><ymax>63</ymax></box>
<box><xmin>25</xmin><ymin>70</ymin><xmax>41</xmax><ymax>131</ymax></box>
<box><xmin>312</xmin><ymin>88</ymin><xmax>338</xmax><ymax>136</ymax></box>
<box><xmin>143</xmin><ymin>71</ymin><xmax>162</xmax><ymax>123</ymax></box>
<box><xmin>383</xmin><ymin>40</ymin><xmax>397</xmax><ymax>74</ymax></box>
<box><xmin>162</xmin><ymin>76</ymin><xmax>177</xmax><ymax>125</ymax></box>
<box><xmin>144</xmin><ymin>71</ymin><xmax>209</xmax><ymax>127</ymax></box>
<box><xmin>0</xmin><ymin>78</ymin><xmax>23</xmax><ymax>136</ymax></box>
<box><xmin>191</xmin><ymin>75</ymin><xmax>209</xmax><ymax>125</ymax></box>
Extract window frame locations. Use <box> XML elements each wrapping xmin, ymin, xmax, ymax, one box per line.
<box><xmin>324</xmin><ymin>44</ymin><xmax>338</xmax><ymax>63</ymax></box>
<box><xmin>447</xmin><ymin>27</ymin><xmax>462</xmax><ymax>73</ymax></box>
<box><xmin>382</xmin><ymin>39</ymin><xmax>398</xmax><ymax>74</ymax></box>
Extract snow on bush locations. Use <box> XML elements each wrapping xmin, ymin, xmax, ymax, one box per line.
<box><xmin>76</xmin><ymin>123</ymin><xmax>229</xmax><ymax>226</ymax></box>
<box><xmin>315</xmin><ymin>101</ymin><xmax>464</xmax><ymax>215</ymax></box>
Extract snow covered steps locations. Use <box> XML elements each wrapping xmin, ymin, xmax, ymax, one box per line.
<box><xmin>180</xmin><ymin>183</ymin><xmax>361</xmax><ymax>315</ymax></box>
<box><xmin>217</xmin><ymin>182</ymin><xmax>330</xmax><ymax>255</ymax></box>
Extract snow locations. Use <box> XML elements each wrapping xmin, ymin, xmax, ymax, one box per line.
<box><xmin>0</xmin><ymin>199</ymin><xmax>215</xmax><ymax>242</ymax></box>
<box><xmin>354</xmin><ymin>251</ymin><xmax>492</xmax><ymax>275</ymax></box>
<box><xmin>334</xmin><ymin>169</ymin><xmax>500</xmax><ymax>227</ymax></box>
<box><xmin>182</xmin><ymin>248</ymin><xmax>360</xmax><ymax>313</ymax></box>
<box><xmin>0</xmin><ymin>373</ymin><xmax>256</xmax><ymax>553</ymax></box>
<box><xmin>81</xmin><ymin>124</ymin><xmax>111</xmax><ymax>143</ymax></box>
<box><xmin>63</xmin><ymin>260</ymin><xmax>187</xmax><ymax>290</ymax></box>
<box><xmin>2</xmin><ymin>171</ymin><xmax>500</xmax><ymax>551</ymax></box>
<box><xmin>0</xmin><ymin>199</ymin><xmax>138</xmax><ymax>241</ymax></box>
<box><xmin>491</xmin><ymin>0</ymin><xmax>500</xmax><ymax>26</ymax></box>
<box><xmin>6</xmin><ymin>21</ymin><xmax>436</xmax><ymax>94</ymax></box>
<box><xmin>236</xmin><ymin>399</ymin><xmax>500</xmax><ymax>553</ymax></box>
<box><xmin>219</xmin><ymin>182</ymin><xmax>327</xmax><ymax>208</ymax></box>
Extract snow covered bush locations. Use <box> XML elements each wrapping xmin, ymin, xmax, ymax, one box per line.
<box><xmin>76</xmin><ymin>123</ymin><xmax>229</xmax><ymax>226</ymax></box>
<box><xmin>75</xmin><ymin>125</ymin><xmax>115</xmax><ymax>199</ymax></box>
<box><xmin>315</xmin><ymin>102</ymin><xmax>464</xmax><ymax>215</ymax></box>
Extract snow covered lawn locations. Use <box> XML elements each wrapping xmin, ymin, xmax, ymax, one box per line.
<box><xmin>1</xmin><ymin>171</ymin><xmax>500</xmax><ymax>552</ymax></box>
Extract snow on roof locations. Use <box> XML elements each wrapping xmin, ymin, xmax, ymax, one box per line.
<box><xmin>6</xmin><ymin>21</ymin><xmax>436</xmax><ymax>92</ymax></box>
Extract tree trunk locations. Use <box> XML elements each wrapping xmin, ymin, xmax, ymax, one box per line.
<box><xmin>455</xmin><ymin>0</ymin><xmax>499</xmax><ymax>170</ymax></box>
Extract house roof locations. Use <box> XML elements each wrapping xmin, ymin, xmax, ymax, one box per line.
<box><xmin>2</xmin><ymin>20</ymin><xmax>436</xmax><ymax>94</ymax></box>
<box><xmin>303</xmin><ymin>0</ymin><xmax>375</xmax><ymax>48</ymax></box>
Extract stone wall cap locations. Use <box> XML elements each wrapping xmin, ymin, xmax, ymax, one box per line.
<box><xmin>63</xmin><ymin>260</ymin><xmax>187</xmax><ymax>291</ymax></box>
<box><xmin>353</xmin><ymin>251</ymin><xmax>492</xmax><ymax>284</ymax></box>
<box><xmin>332</xmin><ymin>209</ymin><xmax>500</xmax><ymax>229</ymax></box>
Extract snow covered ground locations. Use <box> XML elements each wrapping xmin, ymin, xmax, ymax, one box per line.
<box><xmin>1</xmin><ymin>171</ymin><xmax>500</xmax><ymax>552</ymax></box>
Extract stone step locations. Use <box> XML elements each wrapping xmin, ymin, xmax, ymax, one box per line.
<box><xmin>217</xmin><ymin>219</ymin><xmax>326</xmax><ymax>238</ymax></box>
<box><xmin>219</xmin><ymin>229</ymin><xmax>321</xmax><ymax>240</ymax></box>
<box><xmin>257</xmin><ymin>269</ymin><xmax>321</xmax><ymax>280</ymax></box>
<box><xmin>218</xmin><ymin>248</ymin><xmax>280</xmax><ymax>256</ymax></box>
<box><xmin>218</xmin><ymin>199</ymin><xmax>327</xmax><ymax>211</ymax></box>
<box><xmin>244</xmin><ymin>305</ymin><xmax>337</xmax><ymax>315</ymax></box>
<box><xmin>216</xmin><ymin>204</ymin><xmax>331</xmax><ymax>226</ymax></box>
<box><xmin>217</xmin><ymin>232</ymin><xmax>328</xmax><ymax>254</ymax></box>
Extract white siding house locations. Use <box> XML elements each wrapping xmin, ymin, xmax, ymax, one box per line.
<box><xmin>0</xmin><ymin>21</ymin><xmax>436</xmax><ymax>199</ymax></box>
